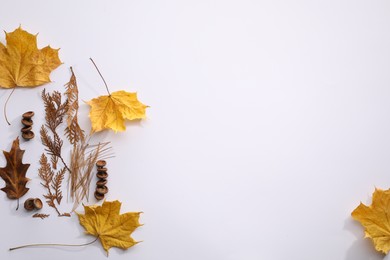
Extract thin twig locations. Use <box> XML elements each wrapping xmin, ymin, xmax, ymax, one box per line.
<box><xmin>89</xmin><ymin>58</ymin><xmax>111</xmax><ymax>96</ymax></box>
<box><xmin>9</xmin><ymin>236</ymin><xmax>99</xmax><ymax>251</ymax></box>
<box><xmin>59</xmin><ymin>156</ymin><xmax>71</xmax><ymax>174</ymax></box>
<box><xmin>4</xmin><ymin>88</ymin><xmax>16</xmax><ymax>125</ymax></box>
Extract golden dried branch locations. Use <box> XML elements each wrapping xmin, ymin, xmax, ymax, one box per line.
<box><xmin>38</xmin><ymin>154</ymin><xmax>69</xmax><ymax>217</ymax></box>
<box><xmin>65</xmin><ymin>67</ymin><xmax>85</xmax><ymax>145</ymax></box>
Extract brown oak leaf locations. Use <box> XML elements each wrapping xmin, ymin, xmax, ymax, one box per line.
<box><xmin>0</xmin><ymin>137</ymin><xmax>30</xmax><ymax>201</ymax></box>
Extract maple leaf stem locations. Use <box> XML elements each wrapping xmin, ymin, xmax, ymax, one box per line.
<box><xmin>9</xmin><ymin>236</ymin><xmax>99</xmax><ymax>251</ymax></box>
<box><xmin>89</xmin><ymin>58</ymin><xmax>111</xmax><ymax>96</ymax></box>
<box><xmin>3</xmin><ymin>88</ymin><xmax>16</xmax><ymax>125</ymax></box>
<box><xmin>16</xmin><ymin>198</ymin><xmax>19</xmax><ymax>211</ymax></box>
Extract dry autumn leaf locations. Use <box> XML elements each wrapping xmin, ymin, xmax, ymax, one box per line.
<box><xmin>77</xmin><ymin>200</ymin><xmax>142</xmax><ymax>254</ymax></box>
<box><xmin>87</xmin><ymin>91</ymin><xmax>148</xmax><ymax>133</ymax></box>
<box><xmin>351</xmin><ymin>188</ymin><xmax>390</xmax><ymax>254</ymax></box>
<box><xmin>0</xmin><ymin>26</ymin><xmax>61</xmax><ymax>88</ymax></box>
<box><xmin>0</xmin><ymin>137</ymin><xmax>30</xmax><ymax>208</ymax></box>
<box><xmin>86</xmin><ymin>58</ymin><xmax>148</xmax><ymax>133</ymax></box>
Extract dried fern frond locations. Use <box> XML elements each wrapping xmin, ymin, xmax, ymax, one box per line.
<box><xmin>41</xmin><ymin>89</ymin><xmax>69</xmax><ymax>171</ymax></box>
<box><xmin>32</xmin><ymin>213</ymin><xmax>50</xmax><ymax>219</ymax></box>
<box><xmin>52</xmin><ymin>167</ymin><xmax>65</xmax><ymax>205</ymax></box>
<box><xmin>41</xmin><ymin>89</ymin><xmax>68</xmax><ymax>132</ymax></box>
<box><xmin>38</xmin><ymin>154</ymin><xmax>69</xmax><ymax>217</ymax></box>
<box><xmin>65</xmin><ymin>67</ymin><xmax>85</xmax><ymax>145</ymax></box>
<box><xmin>38</xmin><ymin>153</ymin><xmax>54</xmax><ymax>189</ymax></box>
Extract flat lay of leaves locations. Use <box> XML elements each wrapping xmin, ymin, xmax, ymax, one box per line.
<box><xmin>1</xmin><ymin>26</ymin><xmax>145</xmax><ymax>256</ymax></box>
<box><xmin>352</xmin><ymin>188</ymin><xmax>390</xmax><ymax>254</ymax></box>
<box><xmin>0</xmin><ymin>137</ymin><xmax>30</xmax><ymax>209</ymax></box>
<box><xmin>77</xmin><ymin>200</ymin><xmax>142</xmax><ymax>254</ymax></box>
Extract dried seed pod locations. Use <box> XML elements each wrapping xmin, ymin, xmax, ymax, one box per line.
<box><xmin>24</xmin><ymin>198</ymin><xmax>42</xmax><ymax>210</ymax></box>
<box><xmin>21</xmin><ymin>118</ymin><xmax>33</xmax><ymax>126</ymax></box>
<box><xmin>96</xmin><ymin>171</ymin><xmax>108</xmax><ymax>179</ymax></box>
<box><xmin>22</xmin><ymin>111</ymin><xmax>35</xmax><ymax>119</ymax></box>
<box><xmin>96</xmin><ymin>160</ymin><xmax>106</xmax><ymax>168</ymax></box>
<box><xmin>21</xmin><ymin>126</ymin><xmax>32</xmax><ymax>133</ymax></box>
<box><xmin>33</xmin><ymin>198</ymin><xmax>43</xmax><ymax>210</ymax></box>
<box><xmin>95</xmin><ymin>161</ymin><xmax>108</xmax><ymax>200</ymax></box>
<box><xmin>94</xmin><ymin>191</ymin><xmax>105</xmax><ymax>200</ymax></box>
<box><xmin>96</xmin><ymin>179</ymin><xmax>107</xmax><ymax>187</ymax></box>
<box><xmin>22</xmin><ymin>131</ymin><xmax>35</xmax><ymax>140</ymax></box>
<box><xmin>21</xmin><ymin>111</ymin><xmax>35</xmax><ymax>140</ymax></box>
<box><xmin>96</xmin><ymin>186</ymin><xmax>108</xmax><ymax>195</ymax></box>
<box><xmin>24</xmin><ymin>198</ymin><xmax>35</xmax><ymax>211</ymax></box>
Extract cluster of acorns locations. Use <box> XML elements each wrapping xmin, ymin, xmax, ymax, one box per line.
<box><xmin>21</xmin><ymin>111</ymin><xmax>35</xmax><ymax>140</ymax></box>
<box><xmin>24</xmin><ymin>198</ymin><xmax>43</xmax><ymax>211</ymax></box>
<box><xmin>95</xmin><ymin>160</ymin><xmax>109</xmax><ymax>200</ymax></box>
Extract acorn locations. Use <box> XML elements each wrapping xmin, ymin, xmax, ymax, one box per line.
<box><xmin>97</xmin><ymin>167</ymin><xmax>107</xmax><ymax>172</ymax></box>
<box><xmin>24</xmin><ymin>198</ymin><xmax>43</xmax><ymax>211</ymax></box>
<box><xmin>24</xmin><ymin>198</ymin><xmax>35</xmax><ymax>211</ymax></box>
<box><xmin>96</xmin><ymin>186</ymin><xmax>108</xmax><ymax>195</ymax></box>
<box><xmin>33</xmin><ymin>198</ymin><xmax>43</xmax><ymax>210</ymax></box>
<box><xmin>94</xmin><ymin>191</ymin><xmax>105</xmax><ymax>200</ymax></box>
<box><xmin>96</xmin><ymin>160</ymin><xmax>106</xmax><ymax>168</ymax></box>
<box><xmin>22</xmin><ymin>131</ymin><xmax>35</xmax><ymax>140</ymax></box>
<box><xmin>22</xmin><ymin>111</ymin><xmax>34</xmax><ymax>119</ymax></box>
<box><xmin>21</xmin><ymin>126</ymin><xmax>32</xmax><ymax>133</ymax></box>
<box><xmin>21</xmin><ymin>118</ymin><xmax>33</xmax><ymax>126</ymax></box>
<box><xmin>96</xmin><ymin>179</ymin><xmax>107</xmax><ymax>187</ymax></box>
<box><xmin>97</xmin><ymin>171</ymin><xmax>108</xmax><ymax>179</ymax></box>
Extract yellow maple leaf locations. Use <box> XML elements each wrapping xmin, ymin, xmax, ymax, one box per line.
<box><xmin>0</xmin><ymin>26</ymin><xmax>61</xmax><ymax>88</ymax></box>
<box><xmin>87</xmin><ymin>90</ymin><xmax>148</xmax><ymax>133</ymax></box>
<box><xmin>77</xmin><ymin>200</ymin><xmax>142</xmax><ymax>254</ymax></box>
<box><xmin>351</xmin><ymin>188</ymin><xmax>390</xmax><ymax>254</ymax></box>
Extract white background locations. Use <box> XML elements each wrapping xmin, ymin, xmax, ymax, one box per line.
<box><xmin>0</xmin><ymin>0</ymin><xmax>390</xmax><ymax>259</ymax></box>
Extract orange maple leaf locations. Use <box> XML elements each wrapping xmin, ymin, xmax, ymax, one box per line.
<box><xmin>0</xmin><ymin>26</ymin><xmax>61</xmax><ymax>88</ymax></box>
<box><xmin>77</xmin><ymin>200</ymin><xmax>142</xmax><ymax>254</ymax></box>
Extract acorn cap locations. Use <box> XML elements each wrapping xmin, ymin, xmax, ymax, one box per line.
<box><xmin>96</xmin><ymin>179</ymin><xmax>107</xmax><ymax>187</ymax></box>
<box><xmin>22</xmin><ymin>131</ymin><xmax>35</xmax><ymax>140</ymax></box>
<box><xmin>21</xmin><ymin>118</ymin><xmax>33</xmax><ymax>126</ymax></box>
<box><xmin>24</xmin><ymin>198</ymin><xmax>35</xmax><ymax>211</ymax></box>
<box><xmin>96</xmin><ymin>186</ymin><xmax>108</xmax><ymax>195</ymax></box>
<box><xmin>94</xmin><ymin>191</ymin><xmax>105</xmax><ymax>200</ymax></box>
<box><xmin>96</xmin><ymin>160</ymin><xmax>106</xmax><ymax>168</ymax></box>
<box><xmin>97</xmin><ymin>172</ymin><xmax>108</xmax><ymax>179</ymax></box>
<box><xmin>21</xmin><ymin>126</ymin><xmax>32</xmax><ymax>133</ymax></box>
<box><xmin>33</xmin><ymin>198</ymin><xmax>43</xmax><ymax>210</ymax></box>
<box><xmin>22</xmin><ymin>111</ymin><xmax>34</xmax><ymax>119</ymax></box>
